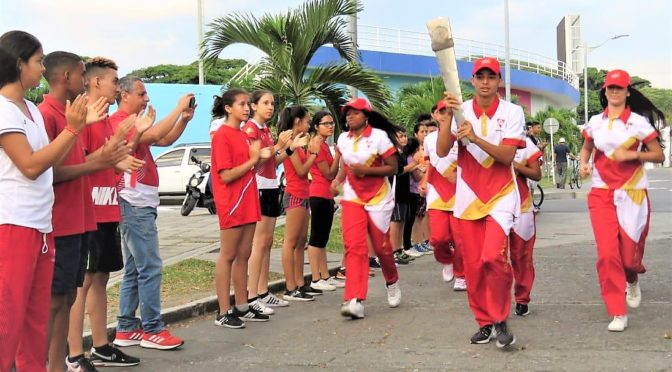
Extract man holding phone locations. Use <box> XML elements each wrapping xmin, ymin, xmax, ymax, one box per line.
<box><xmin>110</xmin><ymin>75</ymin><xmax>195</xmax><ymax>351</ymax></box>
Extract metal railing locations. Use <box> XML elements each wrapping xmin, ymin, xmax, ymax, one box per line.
<box><xmin>358</xmin><ymin>24</ymin><xmax>580</xmax><ymax>88</ymax></box>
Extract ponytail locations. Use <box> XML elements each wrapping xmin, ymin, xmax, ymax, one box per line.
<box><xmin>277</xmin><ymin>105</ymin><xmax>309</xmax><ymax>133</ymax></box>
<box><xmin>211</xmin><ymin>95</ymin><xmax>225</xmax><ymax>119</ymax></box>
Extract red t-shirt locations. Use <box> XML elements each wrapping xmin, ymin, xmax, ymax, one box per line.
<box><xmin>212</xmin><ymin>125</ymin><xmax>261</xmax><ymax>229</ymax></box>
<box><xmin>283</xmin><ymin>147</ymin><xmax>310</xmax><ymax>199</ymax></box>
<box><xmin>241</xmin><ymin>120</ymin><xmax>276</xmax><ymax>184</ymax></box>
<box><xmin>38</xmin><ymin>95</ymin><xmax>97</xmax><ymax>236</ymax></box>
<box><xmin>309</xmin><ymin>142</ymin><xmax>333</xmax><ymax>199</ymax></box>
<box><xmin>80</xmin><ymin>115</ymin><xmax>121</xmax><ymax>223</ymax></box>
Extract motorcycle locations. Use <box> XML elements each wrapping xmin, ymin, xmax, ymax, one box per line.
<box><xmin>181</xmin><ymin>153</ymin><xmax>216</xmax><ymax>216</ymax></box>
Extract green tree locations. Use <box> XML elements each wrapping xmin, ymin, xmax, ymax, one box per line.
<box><xmin>532</xmin><ymin>107</ymin><xmax>581</xmax><ymax>154</ymax></box>
<box><xmin>127</xmin><ymin>59</ymin><xmax>246</xmax><ymax>84</ymax></box>
<box><xmin>25</xmin><ymin>77</ymin><xmax>49</xmax><ymax>104</ymax></box>
<box><xmin>202</xmin><ymin>0</ymin><xmax>391</xmax><ymax>126</ymax></box>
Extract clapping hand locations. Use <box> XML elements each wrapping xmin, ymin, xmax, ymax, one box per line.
<box><xmin>85</xmin><ymin>96</ymin><xmax>109</xmax><ymax>124</ymax></box>
<box><xmin>135</xmin><ymin>106</ymin><xmax>156</xmax><ymax>134</ymax></box>
<box><xmin>65</xmin><ymin>95</ymin><xmax>88</xmax><ymax>133</ymax></box>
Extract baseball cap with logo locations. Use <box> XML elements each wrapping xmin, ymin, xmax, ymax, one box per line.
<box><xmin>603</xmin><ymin>69</ymin><xmax>631</xmax><ymax>88</ymax></box>
<box><xmin>472</xmin><ymin>57</ymin><xmax>501</xmax><ymax>75</ymax></box>
<box><xmin>342</xmin><ymin>97</ymin><xmax>372</xmax><ymax>113</ymax></box>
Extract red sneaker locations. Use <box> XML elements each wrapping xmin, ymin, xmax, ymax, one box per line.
<box><xmin>140</xmin><ymin>329</ymin><xmax>184</xmax><ymax>350</ymax></box>
<box><xmin>113</xmin><ymin>329</ymin><xmax>143</xmax><ymax>347</ymax></box>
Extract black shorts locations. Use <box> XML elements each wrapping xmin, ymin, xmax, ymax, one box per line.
<box><xmin>391</xmin><ymin>202</ymin><xmax>409</xmax><ymax>222</ymax></box>
<box><xmin>415</xmin><ymin>193</ymin><xmax>427</xmax><ymax>218</ymax></box>
<box><xmin>52</xmin><ymin>233</ymin><xmax>88</xmax><ymax>295</ymax></box>
<box><xmin>308</xmin><ymin>197</ymin><xmax>335</xmax><ymax>248</ymax></box>
<box><xmin>88</xmin><ymin>222</ymin><xmax>124</xmax><ymax>273</ymax></box>
<box><xmin>259</xmin><ymin>188</ymin><xmax>282</xmax><ymax>218</ymax></box>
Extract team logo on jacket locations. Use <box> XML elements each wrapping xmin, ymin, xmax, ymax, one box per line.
<box><xmin>497</xmin><ymin>119</ymin><xmax>505</xmax><ymax>128</ymax></box>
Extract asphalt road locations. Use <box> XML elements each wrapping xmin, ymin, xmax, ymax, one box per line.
<box><xmin>108</xmin><ymin>169</ymin><xmax>672</xmax><ymax>371</ymax></box>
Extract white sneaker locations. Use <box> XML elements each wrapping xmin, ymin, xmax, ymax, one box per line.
<box><xmin>386</xmin><ymin>282</ymin><xmax>402</xmax><ymax>308</ymax></box>
<box><xmin>311</xmin><ymin>279</ymin><xmax>336</xmax><ymax>291</ymax></box>
<box><xmin>250</xmin><ymin>299</ymin><xmax>274</xmax><ymax>315</ymax></box>
<box><xmin>607</xmin><ymin>315</ymin><xmax>628</xmax><ymax>332</ymax></box>
<box><xmin>453</xmin><ymin>277</ymin><xmax>467</xmax><ymax>291</ymax></box>
<box><xmin>442</xmin><ymin>264</ymin><xmax>454</xmax><ymax>282</ymax></box>
<box><xmin>340</xmin><ymin>299</ymin><xmax>364</xmax><ymax>319</ymax></box>
<box><xmin>404</xmin><ymin>248</ymin><xmax>423</xmax><ymax>258</ymax></box>
<box><xmin>259</xmin><ymin>292</ymin><xmax>289</xmax><ymax>307</ymax></box>
<box><xmin>626</xmin><ymin>281</ymin><xmax>641</xmax><ymax>308</ymax></box>
<box><xmin>326</xmin><ymin>276</ymin><xmax>345</xmax><ymax>288</ymax></box>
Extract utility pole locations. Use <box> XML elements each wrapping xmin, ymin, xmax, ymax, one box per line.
<box><xmin>197</xmin><ymin>0</ymin><xmax>205</xmax><ymax>85</ymax></box>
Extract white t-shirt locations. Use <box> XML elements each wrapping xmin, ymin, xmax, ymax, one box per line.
<box><xmin>209</xmin><ymin>117</ymin><xmax>225</xmax><ymax>134</ymax></box>
<box><xmin>0</xmin><ymin>96</ymin><xmax>54</xmax><ymax>233</ymax></box>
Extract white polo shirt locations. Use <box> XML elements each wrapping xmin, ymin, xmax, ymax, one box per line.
<box><xmin>583</xmin><ymin>108</ymin><xmax>657</xmax><ymax>190</ymax></box>
<box><xmin>450</xmin><ymin>97</ymin><xmax>526</xmax><ymax>232</ymax></box>
<box><xmin>336</xmin><ymin>125</ymin><xmax>397</xmax><ymax>211</ymax></box>
<box><xmin>424</xmin><ymin>130</ymin><xmax>458</xmax><ymax>211</ymax></box>
<box><xmin>0</xmin><ymin>96</ymin><xmax>54</xmax><ymax>233</ymax></box>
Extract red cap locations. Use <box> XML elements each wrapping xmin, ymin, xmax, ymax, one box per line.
<box><xmin>435</xmin><ymin>99</ymin><xmax>446</xmax><ymax>112</ymax></box>
<box><xmin>603</xmin><ymin>69</ymin><xmax>630</xmax><ymax>88</ymax></box>
<box><xmin>472</xmin><ymin>57</ymin><xmax>501</xmax><ymax>75</ymax></box>
<box><xmin>342</xmin><ymin>98</ymin><xmax>372</xmax><ymax>113</ymax></box>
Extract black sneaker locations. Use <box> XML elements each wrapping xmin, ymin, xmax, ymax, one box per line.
<box><xmin>214</xmin><ymin>310</ymin><xmax>245</xmax><ymax>328</ymax></box>
<box><xmin>515</xmin><ymin>303</ymin><xmax>530</xmax><ymax>316</ymax></box>
<box><xmin>283</xmin><ymin>289</ymin><xmax>315</xmax><ymax>302</ymax></box>
<box><xmin>65</xmin><ymin>354</ymin><xmax>99</xmax><ymax>372</ymax></box>
<box><xmin>300</xmin><ymin>284</ymin><xmax>323</xmax><ymax>296</ymax></box>
<box><xmin>470</xmin><ymin>325</ymin><xmax>494</xmax><ymax>344</ymax></box>
<box><xmin>90</xmin><ymin>345</ymin><xmax>140</xmax><ymax>367</ymax></box>
<box><xmin>369</xmin><ymin>256</ymin><xmax>382</xmax><ymax>271</ymax></box>
<box><xmin>232</xmin><ymin>306</ymin><xmax>270</xmax><ymax>322</ymax></box>
<box><xmin>494</xmin><ymin>321</ymin><xmax>516</xmax><ymax>348</ymax></box>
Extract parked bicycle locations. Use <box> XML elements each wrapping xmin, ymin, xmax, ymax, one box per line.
<box><xmin>568</xmin><ymin>158</ymin><xmax>582</xmax><ymax>190</ymax></box>
<box><xmin>532</xmin><ymin>183</ymin><xmax>544</xmax><ymax>210</ymax></box>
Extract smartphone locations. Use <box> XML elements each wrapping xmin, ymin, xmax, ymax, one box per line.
<box><xmin>188</xmin><ymin>96</ymin><xmax>196</xmax><ymax>109</ymax></box>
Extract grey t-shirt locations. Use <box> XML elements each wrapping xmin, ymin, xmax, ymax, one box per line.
<box><xmin>554</xmin><ymin>144</ymin><xmax>571</xmax><ymax>163</ymax></box>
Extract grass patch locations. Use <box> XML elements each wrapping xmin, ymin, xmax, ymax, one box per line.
<box><xmin>273</xmin><ymin>211</ymin><xmax>343</xmax><ymax>254</ymax></box>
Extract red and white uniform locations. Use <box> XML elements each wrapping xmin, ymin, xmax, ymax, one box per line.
<box><xmin>0</xmin><ymin>96</ymin><xmax>55</xmax><ymax>371</ymax></box>
<box><xmin>242</xmin><ymin>119</ymin><xmax>278</xmax><ymax>189</ymax></box>
<box><xmin>424</xmin><ymin>131</ymin><xmax>464</xmax><ymax>278</ymax></box>
<box><xmin>81</xmin><ymin>116</ymin><xmax>121</xmax><ymax>223</ymax></box>
<box><xmin>112</xmin><ymin>110</ymin><xmax>161</xmax><ymax>208</ymax></box>
<box><xmin>337</xmin><ymin>125</ymin><xmax>398</xmax><ymax>301</ymax></box>
<box><xmin>584</xmin><ymin>107</ymin><xmax>656</xmax><ymax>316</ymax></box>
<box><xmin>211</xmin><ymin>125</ymin><xmax>261</xmax><ymax>229</ymax></box>
<box><xmin>451</xmin><ymin>97</ymin><xmax>526</xmax><ymax>327</ymax></box>
<box><xmin>309</xmin><ymin>142</ymin><xmax>334</xmax><ymax>200</ymax></box>
<box><xmin>39</xmin><ymin>95</ymin><xmax>97</xmax><ymax>237</ymax></box>
<box><xmin>510</xmin><ymin>137</ymin><xmax>543</xmax><ymax>305</ymax></box>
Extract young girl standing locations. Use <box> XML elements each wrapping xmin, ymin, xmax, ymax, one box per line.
<box><xmin>307</xmin><ymin>111</ymin><xmax>342</xmax><ymax>291</ymax></box>
<box><xmin>0</xmin><ymin>30</ymin><xmax>89</xmax><ymax>371</ymax></box>
<box><xmin>211</xmin><ymin>88</ymin><xmax>272</xmax><ymax>328</ymax></box>
<box><xmin>579</xmin><ymin>69</ymin><xmax>665</xmax><ymax>332</ymax></box>
<box><xmin>277</xmin><ymin>106</ymin><xmax>322</xmax><ymax>301</ymax></box>
<box><xmin>331</xmin><ymin>98</ymin><xmax>401</xmax><ymax>319</ymax></box>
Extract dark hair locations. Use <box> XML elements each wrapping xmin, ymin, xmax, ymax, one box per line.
<box><xmin>413</xmin><ymin>121</ymin><xmax>428</xmax><ymax>134</ymax></box>
<box><xmin>249</xmin><ymin>89</ymin><xmax>273</xmax><ymax>107</ymax></box>
<box><xmin>278</xmin><ymin>105</ymin><xmax>310</xmax><ymax>133</ymax></box>
<box><xmin>403</xmin><ymin>137</ymin><xmax>420</xmax><ymax>157</ymax></box>
<box><xmin>425</xmin><ymin>120</ymin><xmax>438</xmax><ymax>128</ymax></box>
<box><xmin>526</xmin><ymin>121</ymin><xmax>540</xmax><ymax>128</ymax></box>
<box><xmin>218</xmin><ymin>88</ymin><xmax>248</xmax><ymax>118</ymax></box>
<box><xmin>211</xmin><ymin>95</ymin><xmax>225</xmax><ymax>119</ymax></box>
<box><xmin>416</xmin><ymin>113</ymin><xmax>432</xmax><ymax>123</ymax></box>
<box><xmin>0</xmin><ymin>30</ymin><xmax>42</xmax><ymax>88</ymax></box>
<box><xmin>340</xmin><ymin>108</ymin><xmax>402</xmax><ymax>148</ymax></box>
<box><xmin>43</xmin><ymin>51</ymin><xmax>81</xmax><ymax>84</ymax></box>
<box><xmin>84</xmin><ymin>57</ymin><xmax>117</xmax><ymax>81</ymax></box>
<box><xmin>310</xmin><ymin>110</ymin><xmax>333</xmax><ymax>133</ymax></box>
<box><xmin>599</xmin><ymin>86</ymin><xmax>667</xmax><ymax>140</ymax></box>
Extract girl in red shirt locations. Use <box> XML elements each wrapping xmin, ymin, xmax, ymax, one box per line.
<box><xmin>211</xmin><ymin>88</ymin><xmax>272</xmax><ymax>328</ymax></box>
<box><xmin>307</xmin><ymin>111</ymin><xmax>342</xmax><ymax>291</ymax></box>
<box><xmin>277</xmin><ymin>106</ymin><xmax>322</xmax><ymax>301</ymax></box>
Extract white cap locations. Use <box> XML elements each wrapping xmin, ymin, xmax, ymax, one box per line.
<box><xmin>559</xmin><ymin>137</ymin><xmax>566</xmax><ymax>143</ymax></box>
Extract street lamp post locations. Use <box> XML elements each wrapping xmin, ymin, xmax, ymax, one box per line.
<box><xmin>197</xmin><ymin>0</ymin><xmax>205</xmax><ymax>85</ymax></box>
<box><xmin>580</xmin><ymin>34</ymin><xmax>629</xmax><ymax>125</ymax></box>
<box><xmin>504</xmin><ymin>0</ymin><xmax>511</xmax><ymax>101</ymax></box>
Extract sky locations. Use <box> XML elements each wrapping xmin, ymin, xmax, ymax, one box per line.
<box><xmin>1</xmin><ymin>0</ymin><xmax>670</xmax><ymax>88</ymax></box>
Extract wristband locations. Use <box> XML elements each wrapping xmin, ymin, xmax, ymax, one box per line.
<box><xmin>64</xmin><ymin>126</ymin><xmax>80</xmax><ymax>136</ymax></box>
<box><xmin>285</xmin><ymin>148</ymin><xmax>294</xmax><ymax>156</ymax></box>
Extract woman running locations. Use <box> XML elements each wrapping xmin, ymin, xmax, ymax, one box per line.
<box><xmin>579</xmin><ymin>69</ymin><xmax>665</xmax><ymax>332</ymax></box>
<box><xmin>211</xmin><ymin>88</ymin><xmax>272</xmax><ymax>328</ymax></box>
<box><xmin>331</xmin><ymin>98</ymin><xmax>402</xmax><ymax>319</ymax></box>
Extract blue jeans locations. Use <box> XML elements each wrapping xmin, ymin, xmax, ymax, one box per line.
<box><xmin>117</xmin><ymin>199</ymin><xmax>163</xmax><ymax>334</ymax></box>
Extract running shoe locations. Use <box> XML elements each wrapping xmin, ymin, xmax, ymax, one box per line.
<box><xmin>140</xmin><ymin>329</ymin><xmax>184</xmax><ymax>350</ymax></box>
<box><xmin>369</xmin><ymin>256</ymin><xmax>382</xmax><ymax>271</ymax></box>
<box><xmin>232</xmin><ymin>306</ymin><xmax>270</xmax><ymax>322</ymax></box>
<box><xmin>89</xmin><ymin>345</ymin><xmax>140</xmax><ymax>367</ymax></box>
<box><xmin>283</xmin><ymin>289</ymin><xmax>315</xmax><ymax>302</ymax></box>
<box><xmin>250</xmin><ymin>299</ymin><xmax>275</xmax><ymax>315</ymax></box>
<box><xmin>66</xmin><ymin>355</ymin><xmax>99</xmax><ymax>372</ymax></box>
<box><xmin>386</xmin><ymin>282</ymin><xmax>401</xmax><ymax>308</ymax></box>
<box><xmin>214</xmin><ymin>310</ymin><xmax>245</xmax><ymax>329</ymax></box>
<box><xmin>470</xmin><ymin>325</ymin><xmax>494</xmax><ymax>344</ymax></box>
<box><xmin>259</xmin><ymin>292</ymin><xmax>289</xmax><ymax>307</ymax></box>
<box><xmin>340</xmin><ymin>299</ymin><xmax>364</xmax><ymax>319</ymax></box>
<box><xmin>494</xmin><ymin>322</ymin><xmax>516</xmax><ymax>348</ymax></box>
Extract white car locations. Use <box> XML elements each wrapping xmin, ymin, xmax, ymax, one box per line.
<box><xmin>155</xmin><ymin>143</ymin><xmax>211</xmax><ymax>195</ymax></box>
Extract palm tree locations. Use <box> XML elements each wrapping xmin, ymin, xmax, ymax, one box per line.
<box><xmin>202</xmin><ymin>0</ymin><xmax>391</xmax><ymax>123</ymax></box>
